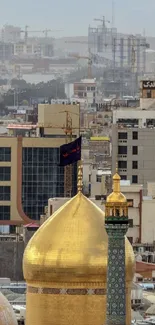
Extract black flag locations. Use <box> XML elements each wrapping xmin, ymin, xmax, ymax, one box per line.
<box><xmin>59</xmin><ymin>136</ymin><xmax>81</xmax><ymax>166</ymax></box>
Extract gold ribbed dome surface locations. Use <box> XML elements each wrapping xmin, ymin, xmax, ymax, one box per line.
<box><xmin>0</xmin><ymin>292</ymin><xmax>17</xmax><ymax>325</ymax></box>
<box><xmin>23</xmin><ymin>192</ymin><xmax>135</xmax><ymax>284</ymax></box>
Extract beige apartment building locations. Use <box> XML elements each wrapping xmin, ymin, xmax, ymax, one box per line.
<box><xmin>89</xmin><ymin>136</ymin><xmax>111</xmax><ymax>165</ymax></box>
<box><xmin>0</xmin><ymin>103</ymin><xmax>80</xmax><ymax>227</ymax></box>
<box><xmin>112</xmin><ymin>109</ymin><xmax>155</xmax><ymax>193</ymax></box>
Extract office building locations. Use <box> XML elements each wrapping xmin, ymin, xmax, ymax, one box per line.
<box><xmin>0</xmin><ymin>103</ymin><xmax>80</xmax><ymax>226</ymax></box>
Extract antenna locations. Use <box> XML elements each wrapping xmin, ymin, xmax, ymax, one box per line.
<box><xmin>112</xmin><ymin>0</ymin><xmax>115</xmax><ymax>28</ymax></box>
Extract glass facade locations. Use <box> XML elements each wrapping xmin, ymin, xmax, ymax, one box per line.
<box><xmin>0</xmin><ymin>206</ymin><xmax>10</xmax><ymax>220</ymax></box>
<box><xmin>22</xmin><ymin>147</ymin><xmax>77</xmax><ymax>220</ymax></box>
<box><xmin>0</xmin><ymin>167</ymin><xmax>11</xmax><ymax>181</ymax></box>
<box><xmin>0</xmin><ymin>148</ymin><xmax>11</xmax><ymax>161</ymax></box>
<box><xmin>0</xmin><ymin>186</ymin><xmax>10</xmax><ymax>201</ymax></box>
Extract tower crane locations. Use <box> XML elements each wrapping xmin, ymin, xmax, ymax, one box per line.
<box><xmin>131</xmin><ymin>36</ymin><xmax>136</xmax><ymax>97</ymax></box>
<box><xmin>94</xmin><ymin>16</ymin><xmax>110</xmax><ymax>27</ymax></box>
<box><xmin>37</xmin><ymin>109</ymin><xmax>81</xmax><ymax>197</ymax></box>
<box><xmin>65</xmin><ymin>39</ymin><xmax>118</xmax><ymax>73</ymax></box>
<box><xmin>20</xmin><ymin>26</ymin><xmax>62</xmax><ymax>43</ymax></box>
<box><xmin>68</xmin><ymin>51</ymin><xmax>93</xmax><ymax>79</ymax></box>
<box><xmin>131</xmin><ymin>36</ymin><xmax>136</xmax><ymax>73</ymax></box>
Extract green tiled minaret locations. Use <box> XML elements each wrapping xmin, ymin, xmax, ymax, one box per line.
<box><xmin>105</xmin><ymin>171</ymin><xmax>128</xmax><ymax>325</ymax></box>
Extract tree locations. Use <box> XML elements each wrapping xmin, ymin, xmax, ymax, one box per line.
<box><xmin>2</xmin><ymin>78</ymin><xmax>66</xmax><ymax>107</ymax></box>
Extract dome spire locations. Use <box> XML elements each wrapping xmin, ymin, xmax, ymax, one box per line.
<box><xmin>113</xmin><ymin>161</ymin><xmax>121</xmax><ymax>194</ymax></box>
<box><xmin>77</xmin><ymin>161</ymin><xmax>83</xmax><ymax>193</ymax></box>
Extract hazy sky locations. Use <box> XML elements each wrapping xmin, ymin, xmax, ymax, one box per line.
<box><xmin>1</xmin><ymin>0</ymin><xmax>155</xmax><ymax>37</ymax></box>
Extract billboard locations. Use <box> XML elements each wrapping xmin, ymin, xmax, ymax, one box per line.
<box><xmin>142</xmin><ymin>80</ymin><xmax>155</xmax><ymax>90</ymax></box>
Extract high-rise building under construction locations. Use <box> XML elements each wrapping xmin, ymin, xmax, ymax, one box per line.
<box><xmin>88</xmin><ymin>17</ymin><xmax>149</xmax><ymax>95</ymax></box>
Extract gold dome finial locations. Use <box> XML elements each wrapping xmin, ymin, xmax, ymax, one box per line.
<box><xmin>113</xmin><ymin>163</ymin><xmax>121</xmax><ymax>193</ymax></box>
<box><xmin>116</xmin><ymin>161</ymin><xmax>118</xmax><ymax>173</ymax></box>
<box><xmin>106</xmin><ymin>166</ymin><xmax>127</xmax><ymax>210</ymax></box>
<box><xmin>77</xmin><ymin>161</ymin><xmax>83</xmax><ymax>193</ymax></box>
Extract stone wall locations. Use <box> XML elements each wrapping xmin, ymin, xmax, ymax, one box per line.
<box><xmin>0</xmin><ymin>241</ymin><xmax>24</xmax><ymax>281</ymax></box>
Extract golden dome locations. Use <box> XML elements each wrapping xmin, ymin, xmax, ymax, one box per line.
<box><xmin>0</xmin><ymin>292</ymin><xmax>17</xmax><ymax>325</ymax></box>
<box><xmin>106</xmin><ymin>172</ymin><xmax>126</xmax><ymax>203</ymax></box>
<box><xmin>23</xmin><ymin>192</ymin><xmax>134</xmax><ymax>284</ymax></box>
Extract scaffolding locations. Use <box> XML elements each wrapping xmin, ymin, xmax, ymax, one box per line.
<box><xmin>88</xmin><ymin>21</ymin><xmax>149</xmax><ymax>95</ymax></box>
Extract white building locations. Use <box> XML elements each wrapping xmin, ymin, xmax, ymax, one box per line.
<box><xmin>113</xmin><ymin>109</ymin><xmax>155</xmax><ymax>128</ymax></box>
<box><xmin>72</xmin><ymin>78</ymin><xmax>97</xmax><ymax>108</ymax></box>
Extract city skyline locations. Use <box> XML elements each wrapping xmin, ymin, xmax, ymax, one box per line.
<box><xmin>1</xmin><ymin>0</ymin><xmax>155</xmax><ymax>37</ymax></box>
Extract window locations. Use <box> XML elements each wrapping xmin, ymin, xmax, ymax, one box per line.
<box><xmin>147</xmin><ymin>89</ymin><xmax>151</xmax><ymax>98</ymax></box>
<box><xmin>127</xmin><ymin>199</ymin><xmax>133</xmax><ymax>207</ymax></box>
<box><xmin>0</xmin><ymin>167</ymin><xmax>11</xmax><ymax>181</ymax></box>
<box><xmin>128</xmin><ymin>219</ymin><xmax>133</xmax><ymax>227</ymax></box>
<box><xmin>96</xmin><ymin>175</ymin><xmax>101</xmax><ymax>182</ymax></box>
<box><xmin>121</xmin><ymin>175</ymin><xmax>127</xmax><ymax>180</ymax></box>
<box><xmin>0</xmin><ymin>148</ymin><xmax>11</xmax><ymax>161</ymax></box>
<box><xmin>132</xmin><ymin>131</ymin><xmax>138</xmax><ymax>140</ymax></box>
<box><xmin>22</xmin><ymin>147</ymin><xmax>77</xmax><ymax>220</ymax></box>
<box><xmin>10</xmin><ymin>225</ymin><xmax>16</xmax><ymax>234</ymax></box>
<box><xmin>118</xmin><ymin>146</ymin><xmax>127</xmax><ymax>155</ymax></box>
<box><xmin>0</xmin><ymin>186</ymin><xmax>10</xmax><ymax>201</ymax></box>
<box><xmin>132</xmin><ymin>175</ymin><xmax>138</xmax><ymax>184</ymax></box>
<box><xmin>132</xmin><ymin>146</ymin><xmax>138</xmax><ymax>155</ymax></box>
<box><xmin>132</xmin><ymin>161</ymin><xmax>138</xmax><ymax>169</ymax></box>
<box><xmin>118</xmin><ymin>132</ymin><xmax>128</xmax><ymax>140</ymax></box>
<box><xmin>118</xmin><ymin>161</ymin><xmax>127</xmax><ymax>169</ymax></box>
<box><xmin>135</xmin><ymin>299</ymin><xmax>141</xmax><ymax>304</ymax></box>
<box><xmin>0</xmin><ymin>206</ymin><xmax>10</xmax><ymax>220</ymax></box>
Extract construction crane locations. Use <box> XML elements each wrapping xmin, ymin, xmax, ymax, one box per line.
<box><xmin>20</xmin><ymin>26</ymin><xmax>62</xmax><ymax>43</ymax></box>
<box><xmin>37</xmin><ymin>110</ymin><xmax>81</xmax><ymax>197</ymax></box>
<box><xmin>68</xmin><ymin>51</ymin><xmax>92</xmax><ymax>78</ymax></box>
<box><xmin>131</xmin><ymin>36</ymin><xmax>136</xmax><ymax>97</ymax></box>
<box><xmin>94</xmin><ymin>16</ymin><xmax>110</xmax><ymax>27</ymax></box>
<box><xmin>65</xmin><ymin>39</ymin><xmax>117</xmax><ymax>73</ymax></box>
<box><xmin>65</xmin><ymin>39</ymin><xmax>96</xmax><ymax>78</ymax></box>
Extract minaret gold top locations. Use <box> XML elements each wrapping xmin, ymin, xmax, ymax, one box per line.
<box><xmin>106</xmin><ymin>163</ymin><xmax>127</xmax><ymax>204</ymax></box>
<box><xmin>77</xmin><ymin>162</ymin><xmax>83</xmax><ymax>193</ymax></box>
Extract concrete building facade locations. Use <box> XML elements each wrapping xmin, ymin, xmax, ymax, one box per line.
<box><xmin>73</xmin><ymin>79</ymin><xmax>97</xmax><ymax>107</ymax></box>
<box><xmin>112</xmin><ymin>109</ymin><xmax>155</xmax><ymax>192</ymax></box>
<box><xmin>89</xmin><ymin>136</ymin><xmax>110</xmax><ymax>163</ymax></box>
<box><xmin>140</xmin><ymin>80</ymin><xmax>155</xmax><ymax>110</ymax></box>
